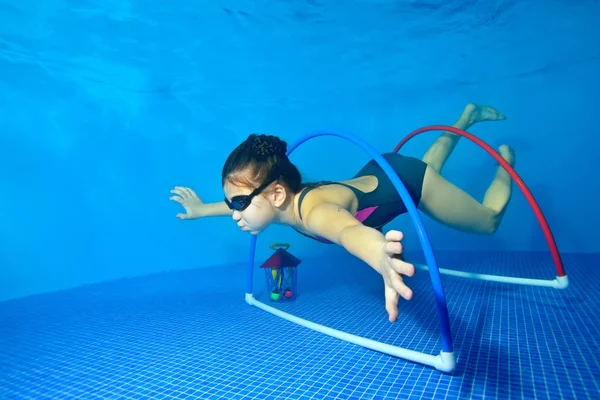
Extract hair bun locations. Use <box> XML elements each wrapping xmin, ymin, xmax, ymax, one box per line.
<box><xmin>250</xmin><ymin>134</ymin><xmax>287</xmax><ymax>158</ymax></box>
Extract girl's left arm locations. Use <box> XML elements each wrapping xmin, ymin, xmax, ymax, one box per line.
<box><xmin>303</xmin><ymin>202</ymin><xmax>415</xmax><ymax>322</ymax></box>
<box><xmin>303</xmin><ymin>202</ymin><xmax>387</xmax><ymax>271</ymax></box>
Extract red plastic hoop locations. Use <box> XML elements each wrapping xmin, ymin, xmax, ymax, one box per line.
<box><xmin>394</xmin><ymin>125</ymin><xmax>565</xmax><ymax>277</ymax></box>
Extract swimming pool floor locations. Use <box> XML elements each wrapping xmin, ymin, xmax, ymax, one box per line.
<box><xmin>1</xmin><ymin>251</ymin><xmax>598</xmax><ymax>399</ymax></box>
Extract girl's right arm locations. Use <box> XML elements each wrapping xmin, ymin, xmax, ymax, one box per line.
<box><xmin>169</xmin><ymin>186</ymin><xmax>233</xmax><ymax>219</ymax></box>
<box><xmin>195</xmin><ymin>201</ymin><xmax>233</xmax><ymax>218</ymax></box>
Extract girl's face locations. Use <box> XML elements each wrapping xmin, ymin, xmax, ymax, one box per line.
<box><xmin>223</xmin><ymin>182</ymin><xmax>278</xmax><ymax>235</ymax></box>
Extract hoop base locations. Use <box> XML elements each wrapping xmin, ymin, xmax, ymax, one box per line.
<box><xmin>414</xmin><ymin>264</ymin><xmax>570</xmax><ymax>289</ymax></box>
<box><xmin>245</xmin><ymin>293</ymin><xmax>457</xmax><ymax>373</ymax></box>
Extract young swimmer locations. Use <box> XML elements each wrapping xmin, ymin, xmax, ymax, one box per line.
<box><xmin>170</xmin><ymin>103</ymin><xmax>515</xmax><ymax>323</ymax></box>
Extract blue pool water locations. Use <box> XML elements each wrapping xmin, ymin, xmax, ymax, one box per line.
<box><xmin>1</xmin><ymin>250</ymin><xmax>598</xmax><ymax>399</ymax></box>
<box><xmin>2</xmin><ymin>0</ymin><xmax>600</xmax><ymax>399</ymax></box>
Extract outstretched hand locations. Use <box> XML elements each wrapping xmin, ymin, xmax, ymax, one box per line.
<box><xmin>379</xmin><ymin>230</ymin><xmax>415</xmax><ymax>323</ymax></box>
<box><xmin>169</xmin><ymin>186</ymin><xmax>205</xmax><ymax>220</ymax></box>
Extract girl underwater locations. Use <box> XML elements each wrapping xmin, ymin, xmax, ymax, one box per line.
<box><xmin>170</xmin><ymin>103</ymin><xmax>515</xmax><ymax>323</ymax></box>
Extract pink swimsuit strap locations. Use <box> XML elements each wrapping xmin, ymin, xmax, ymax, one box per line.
<box><xmin>313</xmin><ymin>205</ymin><xmax>379</xmax><ymax>243</ymax></box>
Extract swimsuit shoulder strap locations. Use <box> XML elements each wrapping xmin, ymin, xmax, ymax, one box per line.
<box><xmin>297</xmin><ymin>181</ymin><xmax>334</xmax><ymax>221</ymax></box>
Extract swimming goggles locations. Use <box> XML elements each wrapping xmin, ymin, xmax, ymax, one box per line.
<box><xmin>224</xmin><ymin>173</ymin><xmax>279</xmax><ymax>211</ymax></box>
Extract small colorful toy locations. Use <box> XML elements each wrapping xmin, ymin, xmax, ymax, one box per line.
<box><xmin>260</xmin><ymin>243</ymin><xmax>301</xmax><ymax>301</ymax></box>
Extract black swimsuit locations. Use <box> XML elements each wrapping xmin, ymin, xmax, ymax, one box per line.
<box><xmin>294</xmin><ymin>152</ymin><xmax>428</xmax><ymax>243</ymax></box>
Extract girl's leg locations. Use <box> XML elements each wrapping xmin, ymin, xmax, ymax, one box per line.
<box><xmin>418</xmin><ymin>145</ymin><xmax>516</xmax><ymax>235</ymax></box>
<box><xmin>422</xmin><ymin>103</ymin><xmax>506</xmax><ymax>173</ymax></box>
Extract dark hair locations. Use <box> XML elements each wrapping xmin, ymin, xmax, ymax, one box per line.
<box><xmin>221</xmin><ymin>134</ymin><xmax>303</xmax><ymax>193</ymax></box>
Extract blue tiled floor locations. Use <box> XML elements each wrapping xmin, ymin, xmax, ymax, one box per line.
<box><xmin>1</xmin><ymin>251</ymin><xmax>599</xmax><ymax>399</ymax></box>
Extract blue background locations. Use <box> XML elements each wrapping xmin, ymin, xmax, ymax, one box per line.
<box><xmin>1</xmin><ymin>0</ymin><xmax>598</xmax><ymax>302</ymax></box>
<box><xmin>1</xmin><ymin>2</ymin><xmax>599</xmax><ymax>399</ymax></box>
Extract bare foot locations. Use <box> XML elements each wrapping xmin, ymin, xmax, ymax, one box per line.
<box><xmin>461</xmin><ymin>103</ymin><xmax>506</xmax><ymax>128</ymax></box>
<box><xmin>498</xmin><ymin>144</ymin><xmax>515</xmax><ymax>167</ymax></box>
<box><xmin>495</xmin><ymin>144</ymin><xmax>516</xmax><ymax>173</ymax></box>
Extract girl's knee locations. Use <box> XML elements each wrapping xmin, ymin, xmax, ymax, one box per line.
<box><xmin>481</xmin><ymin>212</ymin><xmax>501</xmax><ymax>235</ymax></box>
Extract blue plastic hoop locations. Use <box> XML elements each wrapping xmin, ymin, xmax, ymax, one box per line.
<box><xmin>246</xmin><ymin>130</ymin><xmax>454</xmax><ymax>355</ymax></box>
